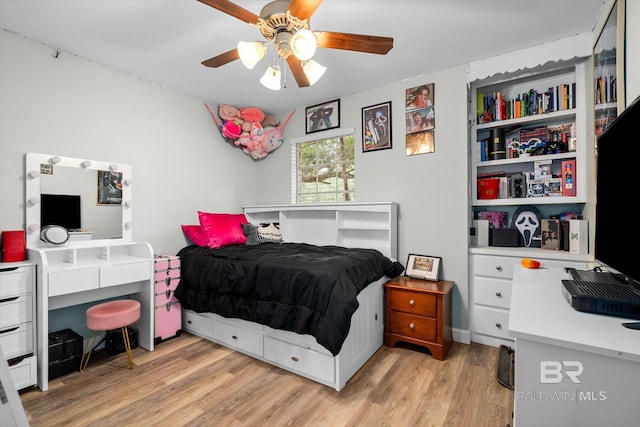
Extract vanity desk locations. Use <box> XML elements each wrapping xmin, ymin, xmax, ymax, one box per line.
<box><xmin>25</xmin><ymin>153</ymin><xmax>155</xmax><ymax>391</ymax></box>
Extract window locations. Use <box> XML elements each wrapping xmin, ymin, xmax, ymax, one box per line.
<box><xmin>291</xmin><ymin>127</ymin><xmax>355</xmax><ymax>204</ymax></box>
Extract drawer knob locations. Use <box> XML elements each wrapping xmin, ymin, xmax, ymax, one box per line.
<box><xmin>232</xmin><ymin>335</ymin><xmax>238</xmax><ymax>340</ymax></box>
<box><xmin>496</xmin><ymin>292</ymin><xmax>502</xmax><ymax>298</ymax></box>
<box><xmin>165</xmin><ymin>277</ymin><xmax>171</xmax><ymax>287</ymax></box>
<box><xmin>495</xmin><ymin>323</ymin><xmax>502</xmax><ymax>329</ymax></box>
<box><xmin>495</xmin><ymin>265</ymin><xmax>503</xmax><ymax>272</ymax></box>
<box><xmin>409</xmin><ymin>322</ymin><xmax>415</xmax><ymax>330</ymax></box>
<box><xmin>187</xmin><ymin>320</ymin><xmax>192</xmax><ymax>325</ymax></box>
<box><xmin>291</xmin><ymin>356</ymin><xmax>299</xmax><ymax>362</ymax></box>
<box><xmin>409</xmin><ymin>299</ymin><xmax>415</xmax><ymax>307</ymax></box>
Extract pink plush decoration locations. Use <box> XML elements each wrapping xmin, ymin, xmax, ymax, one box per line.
<box><xmin>222</xmin><ymin>120</ymin><xmax>243</xmax><ymax>139</ymax></box>
<box><xmin>205</xmin><ymin>103</ymin><xmax>295</xmax><ymax>160</ymax></box>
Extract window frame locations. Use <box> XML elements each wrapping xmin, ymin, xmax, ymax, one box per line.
<box><xmin>290</xmin><ymin>127</ymin><xmax>355</xmax><ymax>204</ymax></box>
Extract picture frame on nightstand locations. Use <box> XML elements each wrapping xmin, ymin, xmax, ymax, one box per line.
<box><xmin>405</xmin><ymin>253</ymin><xmax>441</xmax><ymax>281</ymax></box>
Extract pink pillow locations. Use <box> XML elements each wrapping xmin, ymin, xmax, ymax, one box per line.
<box><xmin>198</xmin><ymin>211</ymin><xmax>248</xmax><ymax>248</ymax></box>
<box><xmin>181</xmin><ymin>225</ymin><xmax>207</xmax><ymax>247</ymax></box>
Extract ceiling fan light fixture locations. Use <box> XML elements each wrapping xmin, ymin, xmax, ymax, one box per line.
<box><xmin>303</xmin><ymin>59</ymin><xmax>327</xmax><ymax>86</ymax></box>
<box><xmin>260</xmin><ymin>65</ymin><xmax>282</xmax><ymax>90</ymax></box>
<box><xmin>237</xmin><ymin>41</ymin><xmax>266</xmax><ymax>69</ymax></box>
<box><xmin>290</xmin><ymin>29</ymin><xmax>317</xmax><ymax>61</ymax></box>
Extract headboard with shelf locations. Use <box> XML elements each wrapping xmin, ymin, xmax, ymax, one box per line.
<box><xmin>243</xmin><ymin>202</ymin><xmax>398</xmax><ymax>259</ymax></box>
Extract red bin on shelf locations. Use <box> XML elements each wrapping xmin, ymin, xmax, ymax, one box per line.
<box><xmin>1</xmin><ymin>230</ymin><xmax>26</xmax><ymax>262</ymax></box>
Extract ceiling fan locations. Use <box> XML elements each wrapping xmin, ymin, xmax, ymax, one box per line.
<box><xmin>198</xmin><ymin>0</ymin><xmax>394</xmax><ymax>89</ymax></box>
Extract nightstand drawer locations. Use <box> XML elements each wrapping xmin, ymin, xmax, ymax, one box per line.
<box><xmin>387</xmin><ymin>311</ymin><xmax>437</xmax><ymax>341</ymax></box>
<box><xmin>473</xmin><ymin>277</ymin><xmax>511</xmax><ymax>309</ymax></box>
<box><xmin>387</xmin><ymin>289</ymin><xmax>436</xmax><ymax>317</ymax></box>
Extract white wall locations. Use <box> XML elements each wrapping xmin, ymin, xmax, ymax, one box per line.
<box><xmin>0</xmin><ymin>30</ymin><xmax>259</xmax><ymax>255</ymax></box>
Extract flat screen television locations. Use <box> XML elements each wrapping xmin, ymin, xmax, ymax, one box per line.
<box><xmin>40</xmin><ymin>194</ymin><xmax>82</xmax><ymax>231</ymax></box>
<box><xmin>594</xmin><ymin>95</ymin><xmax>640</xmax><ymax>286</ymax></box>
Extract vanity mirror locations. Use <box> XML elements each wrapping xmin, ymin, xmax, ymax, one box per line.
<box><xmin>25</xmin><ymin>153</ymin><xmax>132</xmax><ymax>249</ymax></box>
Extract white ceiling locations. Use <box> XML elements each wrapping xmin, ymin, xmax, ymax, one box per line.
<box><xmin>0</xmin><ymin>0</ymin><xmax>608</xmax><ymax>114</ymax></box>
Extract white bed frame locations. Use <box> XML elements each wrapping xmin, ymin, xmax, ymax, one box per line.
<box><xmin>181</xmin><ymin>202</ymin><xmax>398</xmax><ymax>391</ymax></box>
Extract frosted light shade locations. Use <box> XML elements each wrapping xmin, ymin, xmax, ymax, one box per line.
<box><xmin>303</xmin><ymin>59</ymin><xmax>327</xmax><ymax>86</ymax></box>
<box><xmin>238</xmin><ymin>41</ymin><xmax>266</xmax><ymax>69</ymax></box>
<box><xmin>260</xmin><ymin>66</ymin><xmax>282</xmax><ymax>91</ymax></box>
<box><xmin>290</xmin><ymin>29</ymin><xmax>317</xmax><ymax>61</ymax></box>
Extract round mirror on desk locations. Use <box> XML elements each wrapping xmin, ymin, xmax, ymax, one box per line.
<box><xmin>40</xmin><ymin>225</ymin><xmax>69</xmax><ymax>246</ymax></box>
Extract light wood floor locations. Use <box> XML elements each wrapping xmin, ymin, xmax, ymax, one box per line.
<box><xmin>19</xmin><ymin>333</ymin><xmax>513</xmax><ymax>426</ymax></box>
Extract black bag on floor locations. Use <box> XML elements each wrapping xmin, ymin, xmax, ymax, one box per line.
<box><xmin>105</xmin><ymin>327</ymin><xmax>139</xmax><ymax>355</ymax></box>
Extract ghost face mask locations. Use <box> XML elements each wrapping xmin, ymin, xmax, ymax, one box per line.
<box><xmin>510</xmin><ymin>206</ymin><xmax>542</xmax><ymax>248</ymax></box>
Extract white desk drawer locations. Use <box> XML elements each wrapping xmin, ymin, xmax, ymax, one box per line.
<box><xmin>0</xmin><ymin>295</ymin><xmax>33</xmax><ymax>329</ymax></box>
<box><xmin>473</xmin><ymin>277</ymin><xmax>512</xmax><ymax>309</ymax></box>
<box><xmin>0</xmin><ymin>266</ymin><xmax>33</xmax><ymax>298</ymax></box>
<box><xmin>473</xmin><ymin>306</ymin><xmax>512</xmax><ymax>340</ymax></box>
<box><xmin>264</xmin><ymin>336</ymin><xmax>334</xmax><ymax>384</ymax></box>
<box><xmin>8</xmin><ymin>354</ymin><xmax>37</xmax><ymax>390</ymax></box>
<box><xmin>49</xmin><ymin>267</ymin><xmax>99</xmax><ymax>296</ymax></box>
<box><xmin>473</xmin><ymin>255</ymin><xmax>520</xmax><ymax>279</ymax></box>
<box><xmin>0</xmin><ymin>322</ymin><xmax>33</xmax><ymax>359</ymax></box>
<box><xmin>100</xmin><ymin>261</ymin><xmax>151</xmax><ymax>287</ymax></box>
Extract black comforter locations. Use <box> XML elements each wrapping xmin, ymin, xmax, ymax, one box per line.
<box><xmin>174</xmin><ymin>243</ymin><xmax>404</xmax><ymax>355</ymax></box>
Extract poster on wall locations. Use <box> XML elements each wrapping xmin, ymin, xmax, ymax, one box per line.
<box><xmin>405</xmin><ymin>83</ymin><xmax>436</xmax><ymax>156</ymax></box>
<box><xmin>97</xmin><ymin>171</ymin><xmax>122</xmax><ymax>205</ymax></box>
<box><xmin>362</xmin><ymin>101</ymin><xmax>392</xmax><ymax>152</ymax></box>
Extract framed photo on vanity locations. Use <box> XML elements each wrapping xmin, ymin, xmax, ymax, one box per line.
<box><xmin>97</xmin><ymin>170</ymin><xmax>123</xmax><ymax>205</ymax></box>
<box><xmin>405</xmin><ymin>254</ymin><xmax>441</xmax><ymax>281</ymax></box>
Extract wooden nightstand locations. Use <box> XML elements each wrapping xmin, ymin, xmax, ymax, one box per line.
<box><xmin>384</xmin><ymin>276</ymin><xmax>454</xmax><ymax>360</ymax></box>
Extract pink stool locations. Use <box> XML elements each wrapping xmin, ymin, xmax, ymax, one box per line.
<box><xmin>80</xmin><ymin>299</ymin><xmax>141</xmax><ymax>372</ymax></box>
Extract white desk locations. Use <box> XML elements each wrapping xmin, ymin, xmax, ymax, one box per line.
<box><xmin>509</xmin><ymin>266</ymin><xmax>640</xmax><ymax>426</ymax></box>
<box><xmin>28</xmin><ymin>241</ymin><xmax>155</xmax><ymax>391</ymax></box>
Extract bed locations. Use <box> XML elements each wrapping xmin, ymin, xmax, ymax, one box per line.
<box><xmin>175</xmin><ymin>202</ymin><xmax>402</xmax><ymax>391</ymax></box>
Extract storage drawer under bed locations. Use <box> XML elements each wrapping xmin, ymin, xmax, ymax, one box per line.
<box><xmin>264</xmin><ymin>336</ymin><xmax>334</xmax><ymax>384</ymax></box>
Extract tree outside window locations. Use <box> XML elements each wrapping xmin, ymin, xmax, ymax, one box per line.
<box><xmin>294</xmin><ymin>132</ymin><xmax>355</xmax><ymax>203</ymax></box>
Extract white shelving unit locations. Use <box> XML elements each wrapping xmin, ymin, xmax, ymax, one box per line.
<box><xmin>470</xmin><ymin>60</ymin><xmax>588</xmax><ymax>206</ymax></box>
<box><xmin>244</xmin><ymin>202</ymin><xmax>397</xmax><ymax>260</ymax></box>
<box><xmin>468</xmin><ymin>58</ymin><xmax>595</xmax><ymax>348</ymax></box>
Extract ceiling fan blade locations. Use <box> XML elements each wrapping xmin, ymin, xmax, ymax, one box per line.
<box><xmin>202</xmin><ymin>48</ymin><xmax>240</xmax><ymax>68</ymax></box>
<box><xmin>315</xmin><ymin>31</ymin><xmax>394</xmax><ymax>55</ymax></box>
<box><xmin>198</xmin><ymin>0</ymin><xmax>259</xmax><ymax>24</ymax></box>
<box><xmin>288</xmin><ymin>0</ymin><xmax>323</xmax><ymax>21</ymax></box>
<box><xmin>287</xmin><ymin>56</ymin><xmax>310</xmax><ymax>88</ymax></box>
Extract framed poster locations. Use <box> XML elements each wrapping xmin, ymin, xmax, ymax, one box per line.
<box><xmin>97</xmin><ymin>170</ymin><xmax>123</xmax><ymax>205</ymax></box>
<box><xmin>405</xmin><ymin>254</ymin><xmax>441</xmax><ymax>281</ymax></box>
<box><xmin>306</xmin><ymin>99</ymin><xmax>340</xmax><ymax>134</ymax></box>
<box><xmin>362</xmin><ymin>101</ymin><xmax>392</xmax><ymax>152</ymax></box>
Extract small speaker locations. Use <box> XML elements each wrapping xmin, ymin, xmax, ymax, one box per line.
<box><xmin>1</xmin><ymin>230</ymin><xmax>26</xmax><ymax>262</ymax></box>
